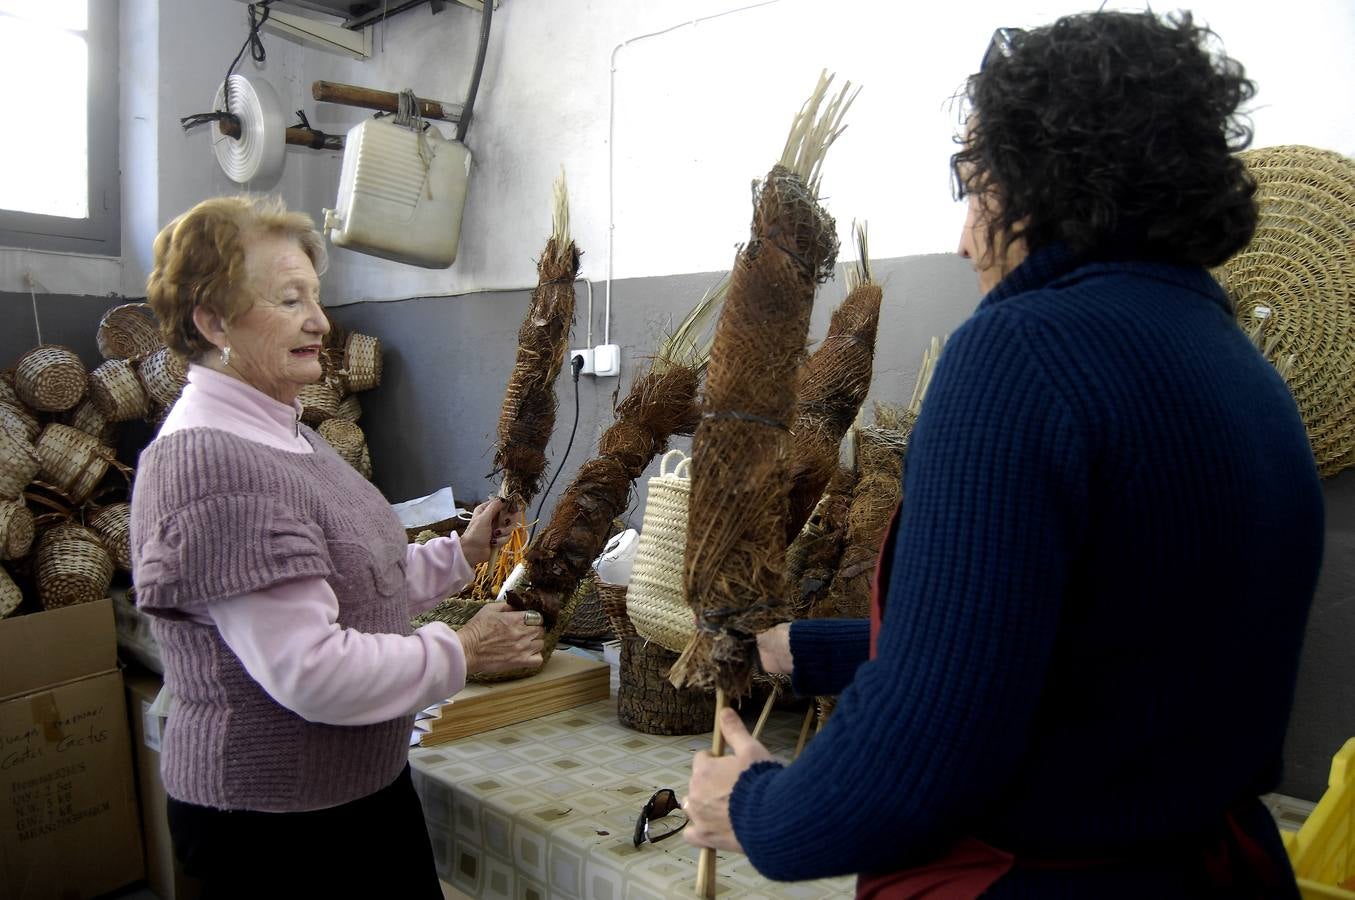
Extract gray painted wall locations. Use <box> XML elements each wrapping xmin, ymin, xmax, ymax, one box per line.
<box><xmin>2</xmin><ymin>261</ymin><xmax>1350</xmax><ymax>802</ymax></box>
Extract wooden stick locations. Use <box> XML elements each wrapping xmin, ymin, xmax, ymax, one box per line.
<box><xmin>695</xmin><ymin>688</ymin><xmax>726</xmax><ymax>899</ymax></box>
<box><xmin>792</xmin><ymin>704</ymin><xmax>814</xmax><ymax>760</ymax></box>
<box><xmin>312</xmin><ymin>80</ymin><xmax>464</xmax><ymax>122</ymax></box>
<box><xmin>751</xmin><ymin>684</ymin><xmax>778</xmax><ymax>741</ymax></box>
<box><xmin>216</xmin><ymin>118</ymin><xmax>344</xmax><ymax>151</ymax></box>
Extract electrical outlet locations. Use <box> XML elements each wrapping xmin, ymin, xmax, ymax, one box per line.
<box><xmin>569</xmin><ymin>348</ymin><xmax>594</xmax><ymax>375</ymax></box>
<box><xmin>592</xmin><ymin>344</ymin><xmax>621</xmax><ymax>377</ymax></box>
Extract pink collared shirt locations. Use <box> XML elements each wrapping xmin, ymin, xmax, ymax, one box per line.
<box><xmin>159</xmin><ymin>364</ymin><xmax>475</xmax><ymax>726</ymax></box>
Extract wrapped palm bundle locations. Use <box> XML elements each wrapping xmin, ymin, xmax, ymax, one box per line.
<box><xmin>669</xmin><ymin>72</ymin><xmax>857</xmax><ymax>701</ymax></box>
<box><xmin>785</xmin><ymin>465</ymin><xmax>856</xmax><ymax>618</ymax></box>
<box><xmin>512</xmin><ymin>285</ymin><xmax>724</xmax><ymax>624</ymax></box>
<box><xmin>494</xmin><ymin>172</ymin><xmax>579</xmax><ymax>518</ymax></box>
<box><xmin>784</xmin><ymin>223</ymin><xmax>883</xmax><ymax>542</ymax></box>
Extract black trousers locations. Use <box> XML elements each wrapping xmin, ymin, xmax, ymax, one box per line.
<box><xmin>166</xmin><ymin>765</ymin><xmax>442</xmax><ymax>899</ymax></box>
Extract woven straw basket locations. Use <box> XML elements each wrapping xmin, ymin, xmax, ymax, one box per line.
<box><xmin>299</xmin><ymin>382</ymin><xmax>341</xmax><ymax>425</ymax></box>
<box><xmin>90</xmin><ymin>502</ymin><xmax>132</xmax><ymax>571</ymax></box>
<box><xmin>0</xmin><ymin>426</ymin><xmax>41</xmax><ymax>500</ymax></box>
<box><xmin>16</xmin><ymin>346</ymin><xmax>87</xmax><ymax>413</ymax></box>
<box><xmin>317</xmin><ymin>418</ymin><xmax>367</xmax><ymax>474</ymax></box>
<box><xmin>0</xmin><ymin>498</ymin><xmax>35</xmax><ymax>560</ymax></box>
<box><xmin>36</xmin><ymin>523</ymin><xmax>114</xmax><ymax>610</ymax></box>
<box><xmin>97</xmin><ymin>302</ymin><xmax>161</xmax><ymax>361</ymax></box>
<box><xmin>336</xmin><ymin>393</ymin><xmax>362</xmax><ymax>423</ymax></box>
<box><xmin>138</xmin><ymin>347</ymin><xmax>187</xmax><ymax>408</ymax></box>
<box><xmin>66</xmin><ymin>399</ymin><xmax>114</xmax><ymax>444</ymax></box>
<box><xmin>343</xmin><ymin>333</ymin><xmax>383</xmax><ymax>392</ymax></box>
<box><xmin>627</xmin><ymin>449</ymin><xmax>696</xmax><ymax>654</ymax></box>
<box><xmin>1214</xmin><ymin>145</ymin><xmax>1355</xmax><ymax>478</ymax></box>
<box><xmin>36</xmin><ymin>424</ymin><xmax>115</xmax><ymax>504</ymax></box>
<box><xmin>0</xmin><ymin>379</ymin><xmax>17</xmax><ymax>409</ymax></box>
<box><xmin>1</xmin><ymin>402</ymin><xmax>41</xmax><ymax>444</ymax></box>
<box><xmin>562</xmin><ymin>571</ymin><xmax>612</xmax><ymax>641</ymax></box>
<box><xmin>90</xmin><ymin>358</ymin><xmax>150</xmax><ymax>422</ymax></box>
<box><xmin>1</xmin><ymin>565</ymin><xmax>21</xmax><ymax>619</ymax></box>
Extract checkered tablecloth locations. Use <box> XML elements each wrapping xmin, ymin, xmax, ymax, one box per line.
<box><xmin>410</xmin><ymin>697</ymin><xmax>853</xmax><ymax>899</ymax></box>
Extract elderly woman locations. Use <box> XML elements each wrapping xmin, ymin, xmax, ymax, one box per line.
<box><xmin>130</xmin><ymin>195</ymin><xmax>543</xmax><ymax>897</ymax></box>
<box><xmin>684</xmin><ymin>11</ymin><xmax>1323</xmax><ymax>898</ymax></box>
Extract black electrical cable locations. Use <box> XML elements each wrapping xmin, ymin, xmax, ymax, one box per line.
<box><xmin>531</xmin><ymin>355</ymin><xmax>585</xmax><ymax>539</ymax></box>
<box><xmin>180</xmin><ymin>1</ymin><xmax>275</xmax><ymax>133</ymax></box>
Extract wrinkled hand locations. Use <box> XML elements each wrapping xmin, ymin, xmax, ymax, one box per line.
<box><xmin>756</xmin><ymin>623</ymin><xmax>793</xmax><ymax>675</ymax></box>
<box><xmin>684</xmin><ymin>707</ymin><xmax>774</xmax><ymax>853</ymax></box>
<box><xmin>459</xmin><ymin>498</ymin><xmax>512</xmax><ymax>568</ymax></box>
<box><xmin>457</xmin><ymin>601</ymin><xmax>544</xmax><ymax>674</ymax></box>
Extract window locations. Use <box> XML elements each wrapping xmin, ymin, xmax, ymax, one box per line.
<box><xmin>0</xmin><ymin>0</ymin><xmax>119</xmax><ymax>255</ymax></box>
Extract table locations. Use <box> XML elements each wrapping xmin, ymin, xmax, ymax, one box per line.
<box><xmin>409</xmin><ymin>697</ymin><xmax>854</xmax><ymax>899</ymax></box>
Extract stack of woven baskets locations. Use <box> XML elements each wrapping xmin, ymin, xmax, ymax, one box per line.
<box><xmin>309</xmin><ymin>322</ymin><xmax>383</xmax><ymax>481</ymax></box>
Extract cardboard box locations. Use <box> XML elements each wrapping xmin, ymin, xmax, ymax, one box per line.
<box><xmin>0</xmin><ymin>599</ymin><xmax>144</xmax><ymax>899</ymax></box>
<box><xmin>125</xmin><ymin>669</ymin><xmax>202</xmax><ymax>900</ymax></box>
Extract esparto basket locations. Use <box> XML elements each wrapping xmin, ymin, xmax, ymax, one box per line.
<box><xmin>36</xmin><ymin>522</ymin><xmax>114</xmax><ymax>610</ymax></box>
<box><xmin>0</xmin><ymin>401</ymin><xmax>41</xmax><ymax>444</ymax></box>
<box><xmin>89</xmin><ymin>358</ymin><xmax>150</xmax><ymax>422</ymax></box>
<box><xmin>0</xmin><ymin>426</ymin><xmax>41</xmax><ymax>500</ymax></box>
<box><xmin>89</xmin><ymin>502</ymin><xmax>132</xmax><ymax>571</ymax></box>
<box><xmin>562</xmin><ymin>569</ymin><xmax>612</xmax><ymax>641</ymax></box>
<box><xmin>336</xmin><ymin>393</ymin><xmax>362</xmax><ymax>423</ymax></box>
<box><xmin>627</xmin><ymin>449</ymin><xmax>696</xmax><ymax>654</ymax></box>
<box><xmin>343</xmin><ymin>333</ymin><xmax>383</xmax><ymax>392</ymax></box>
<box><xmin>0</xmin><ymin>378</ymin><xmax>18</xmax><ymax>409</ymax></box>
<box><xmin>0</xmin><ymin>498</ymin><xmax>35</xmax><ymax>560</ymax></box>
<box><xmin>97</xmin><ymin>302</ymin><xmax>161</xmax><ymax>361</ymax></box>
<box><xmin>15</xmin><ymin>345</ymin><xmax>87</xmax><ymax>413</ymax></box>
<box><xmin>137</xmin><ymin>346</ymin><xmax>187</xmax><ymax>409</ymax></box>
<box><xmin>35</xmin><ymin>424</ymin><xmax>116</xmax><ymax>504</ymax></box>
<box><xmin>316</xmin><ymin>418</ymin><xmax>367</xmax><ymax>474</ymax></box>
<box><xmin>0</xmin><ymin>565</ymin><xmax>21</xmax><ymax>619</ymax></box>
<box><xmin>66</xmin><ymin>399</ymin><xmax>114</xmax><ymax>445</ymax></box>
<box><xmin>298</xmin><ymin>382</ymin><xmax>341</xmax><ymax>425</ymax></box>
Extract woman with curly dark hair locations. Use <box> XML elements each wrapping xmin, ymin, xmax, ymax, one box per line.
<box><xmin>683</xmin><ymin>11</ymin><xmax>1323</xmax><ymax>898</ymax></box>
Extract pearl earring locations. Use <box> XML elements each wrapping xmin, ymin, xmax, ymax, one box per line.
<box><xmin>221</xmin><ymin>346</ymin><xmax>232</xmax><ymax>367</ymax></box>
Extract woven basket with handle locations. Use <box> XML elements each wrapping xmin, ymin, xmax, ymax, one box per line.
<box><xmin>35</xmin><ymin>424</ymin><xmax>116</xmax><ymax>504</ymax></box>
<box><xmin>36</xmin><ymin>522</ymin><xmax>114</xmax><ymax>610</ymax></box>
<box><xmin>16</xmin><ymin>346</ymin><xmax>87</xmax><ymax>413</ymax></box>
<box><xmin>0</xmin><ymin>498</ymin><xmax>35</xmax><ymax>560</ymax></box>
<box><xmin>298</xmin><ymin>382</ymin><xmax>340</xmax><ymax>425</ymax></box>
<box><xmin>0</xmin><ymin>426</ymin><xmax>41</xmax><ymax>500</ymax></box>
<box><xmin>90</xmin><ymin>502</ymin><xmax>132</xmax><ymax>571</ymax></box>
<box><xmin>138</xmin><ymin>347</ymin><xmax>187</xmax><ymax>409</ymax></box>
<box><xmin>66</xmin><ymin>399</ymin><xmax>114</xmax><ymax>444</ymax></box>
<box><xmin>90</xmin><ymin>358</ymin><xmax>150</xmax><ymax>422</ymax></box>
<box><xmin>627</xmin><ymin>449</ymin><xmax>696</xmax><ymax>654</ymax></box>
<box><xmin>343</xmin><ymin>333</ymin><xmax>383</xmax><ymax>392</ymax></box>
<box><xmin>1</xmin><ymin>402</ymin><xmax>41</xmax><ymax>445</ymax></box>
<box><xmin>97</xmin><ymin>302</ymin><xmax>161</xmax><ymax>361</ymax></box>
<box><xmin>336</xmin><ymin>393</ymin><xmax>362</xmax><ymax>423</ymax></box>
<box><xmin>316</xmin><ymin>418</ymin><xmax>368</xmax><ymax>476</ymax></box>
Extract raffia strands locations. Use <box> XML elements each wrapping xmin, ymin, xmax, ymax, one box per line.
<box><xmin>813</xmin><ymin>407</ymin><xmax>913</xmax><ymax>620</ymax></box>
<box><xmin>784</xmin><ymin>225</ymin><xmax>881</xmax><ymax>541</ymax></box>
<box><xmin>494</xmin><ymin>172</ymin><xmax>580</xmax><ymax>512</ymax></box>
<box><xmin>785</xmin><ymin>466</ymin><xmax>856</xmax><ymax>619</ymax></box>
<box><xmin>670</xmin><ymin>78</ymin><xmax>853</xmax><ymax>698</ymax></box>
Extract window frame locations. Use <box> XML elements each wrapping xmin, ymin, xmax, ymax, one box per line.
<box><xmin>0</xmin><ymin>0</ymin><xmax>120</xmax><ymax>256</ymax></box>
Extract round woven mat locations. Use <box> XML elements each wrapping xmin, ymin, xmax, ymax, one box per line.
<box><xmin>1214</xmin><ymin>145</ymin><xmax>1355</xmax><ymax>478</ymax></box>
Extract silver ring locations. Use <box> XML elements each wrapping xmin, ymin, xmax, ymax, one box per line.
<box><xmin>523</xmin><ymin>610</ymin><xmax>543</xmax><ymax>627</ymax></box>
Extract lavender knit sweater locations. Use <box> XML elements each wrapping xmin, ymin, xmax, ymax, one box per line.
<box><xmin>131</xmin><ymin>426</ymin><xmax>413</xmax><ymax>812</ymax></box>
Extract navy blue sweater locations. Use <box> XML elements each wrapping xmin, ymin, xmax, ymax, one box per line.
<box><xmin>731</xmin><ymin>244</ymin><xmax>1324</xmax><ymax>895</ymax></box>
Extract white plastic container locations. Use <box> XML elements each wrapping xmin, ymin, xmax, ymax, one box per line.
<box><xmin>324</xmin><ymin>118</ymin><xmax>472</xmax><ymax>268</ymax></box>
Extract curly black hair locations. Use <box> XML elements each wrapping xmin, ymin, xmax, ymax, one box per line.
<box><xmin>952</xmin><ymin>11</ymin><xmax>1258</xmax><ymax>269</ymax></box>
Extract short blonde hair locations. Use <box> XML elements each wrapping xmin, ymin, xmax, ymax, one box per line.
<box><xmin>146</xmin><ymin>195</ymin><xmax>328</xmax><ymax>358</ymax></box>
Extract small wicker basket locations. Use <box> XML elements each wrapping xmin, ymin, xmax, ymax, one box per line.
<box><xmin>627</xmin><ymin>450</ymin><xmax>696</xmax><ymax>654</ymax></box>
<box><xmin>0</xmin><ymin>402</ymin><xmax>41</xmax><ymax>444</ymax></box>
<box><xmin>90</xmin><ymin>358</ymin><xmax>150</xmax><ymax>422</ymax></box>
<box><xmin>15</xmin><ymin>345</ymin><xmax>87</xmax><ymax>413</ymax></box>
<box><xmin>66</xmin><ymin>399</ymin><xmax>115</xmax><ymax>444</ymax></box>
<box><xmin>0</xmin><ymin>498</ymin><xmax>35</xmax><ymax>561</ymax></box>
<box><xmin>0</xmin><ymin>565</ymin><xmax>21</xmax><ymax>619</ymax></box>
<box><xmin>336</xmin><ymin>393</ymin><xmax>362</xmax><ymax>423</ymax></box>
<box><xmin>316</xmin><ymin>418</ymin><xmax>367</xmax><ymax>474</ymax></box>
<box><xmin>562</xmin><ymin>571</ymin><xmax>612</xmax><ymax>641</ymax></box>
<box><xmin>35</xmin><ymin>424</ymin><xmax>115</xmax><ymax>504</ymax></box>
<box><xmin>36</xmin><ymin>522</ymin><xmax>114</xmax><ymax>610</ymax></box>
<box><xmin>97</xmin><ymin>302</ymin><xmax>161</xmax><ymax>361</ymax></box>
<box><xmin>138</xmin><ymin>347</ymin><xmax>187</xmax><ymax>409</ymax></box>
<box><xmin>0</xmin><ymin>426</ymin><xmax>41</xmax><ymax>500</ymax></box>
<box><xmin>89</xmin><ymin>502</ymin><xmax>132</xmax><ymax>571</ymax></box>
<box><xmin>298</xmin><ymin>382</ymin><xmax>341</xmax><ymax>425</ymax></box>
<box><xmin>343</xmin><ymin>333</ymin><xmax>383</xmax><ymax>392</ymax></box>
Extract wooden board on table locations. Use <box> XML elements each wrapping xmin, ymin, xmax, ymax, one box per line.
<box><xmin>417</xmin><ymin>652</ymin><xmax>610</xmax><ymax>746</ymax></box>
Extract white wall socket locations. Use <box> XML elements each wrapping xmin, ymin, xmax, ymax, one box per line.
<box><xmin>569</xmin><ymin>347</ymin><xmax>594</xmax><ymax>375</ymax></box>
<box><xmin>569</xmin><ymin>345</ymin><xmax>620</xmax><ymax>378</ymax></box>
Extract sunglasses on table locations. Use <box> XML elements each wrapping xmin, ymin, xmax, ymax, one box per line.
<box><xmin>632</xmin><ymin>788</ymin><xmax>688</xmax><ymax>847</ymax></box>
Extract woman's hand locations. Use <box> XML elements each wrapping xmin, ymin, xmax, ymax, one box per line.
<box><xmin>684</xmin><ymin>707</ymin><xmax>775</xmax><ymax>852</ymax></box>
<box><xmin>459</xmin><ymin>498</ymin><xmax>512</xmax><ymax>568</ymax></box>
<box><xmin>456</xmin><ymin>601</ymin><xmax>544</xmax><ymax>674</ymax></box>
<box><xmin>756</xmin><ymin>623</ymin><xmax>794</xmax><ymax>675</ymax></box>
